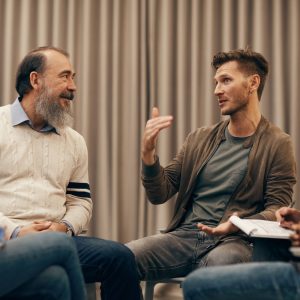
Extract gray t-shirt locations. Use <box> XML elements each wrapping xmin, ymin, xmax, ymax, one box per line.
<box><xmin>180</xmin><ymin>127</ymin><xmax>251</xmax><ymax>230</ymax></box>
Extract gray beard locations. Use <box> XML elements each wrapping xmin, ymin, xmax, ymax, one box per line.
<box><xmin>35</xmin><ymin>88</ymin><xmax>74</xmax><ymax>129</ymax></box>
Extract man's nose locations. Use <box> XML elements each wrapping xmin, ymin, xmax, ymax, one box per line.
<box><xmin>68</xmin><ymin>78</ymin><xmax>77</xmax><ymax>91</ymax></box>
<box><xmin>214</xmin><ymin>83</ymin><xmax>223</xmax><ymax>96</ymax></box>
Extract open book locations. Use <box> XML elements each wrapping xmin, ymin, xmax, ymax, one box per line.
<box><xmin>229</xmin><ymin>215</ymin><xmax>294</xmax><ymax>239</ymax></box>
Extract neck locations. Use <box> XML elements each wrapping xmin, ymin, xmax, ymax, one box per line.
<box><xmin>228</xmin><ymin>101</ymin><xmax>261</xmax><ymax>137</ymax></box>
<box><xmin>20</xmin><ymin>95</ymin><xmax>46</xmax><ymax>131</ymax></box>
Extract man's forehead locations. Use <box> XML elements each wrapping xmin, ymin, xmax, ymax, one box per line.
<box><xmin>214</xmin><ymin>61</ymin><xmax>240</xmax><ymax>79</ymax></box>
<box><xmin>44</xmin><ymin>50</ymin><xmax>74</xmax><ymax>73</ymax></box>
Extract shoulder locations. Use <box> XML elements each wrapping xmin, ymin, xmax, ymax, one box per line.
<box><xmin>60</xmin><ymin>127</ymin><xmax>88</xmax><ymax>156</ymax></box>
<box><xmin>0</xmin><ymin>104</ymin><xmax>12</xmax><ymax>127</ymax></box>
<box><xmin>61</xmin><ymin>127</ymin><xmax>87</xmax><ymax>144</ymax></box>
<box><xmin>262</xmin><ymin>119</ymin><xmax>291</xmax><ymax>142</ymax></box>
<box><xmin>257</xmin><ymin>118</ymin><xmax>294</xmax><ymax>159</ymax></box>
<box><xmin>0</xmin><ymin>104</ymin><xmax>11</xmax><ymax>115</ymax></box>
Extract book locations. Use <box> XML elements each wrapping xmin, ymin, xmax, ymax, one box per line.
<box><xmin>229</xmin><ymin>215</ymin><xmax>294</xmax><ymax>239</ymax></box>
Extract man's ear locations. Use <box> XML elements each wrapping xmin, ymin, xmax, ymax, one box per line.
<box><xmin>249</xmin><ymin>74</ymin><xmax>260</xmax><ymax>93</ymax></box>
<box><xmin>29</xmin><ymin>71</ymin><xmax>41</xmax><ymax>90</ymax></box>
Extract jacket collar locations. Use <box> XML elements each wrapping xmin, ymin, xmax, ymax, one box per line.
<box><xmin>216</xmin><ymin>116</ymin><xmax>269</xmax><ymax>149</ymax></box>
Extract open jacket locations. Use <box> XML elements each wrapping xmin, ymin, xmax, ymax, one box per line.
<box><xmin>142</xmin><ymin>116</ymin><xmax>296</xmax><ymax>233</ymax></box>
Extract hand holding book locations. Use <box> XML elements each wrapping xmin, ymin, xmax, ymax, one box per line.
<box><xmin>276</xmin><ymin>207</ymin><xmax>300</xmax><ymax>230</ymax></box>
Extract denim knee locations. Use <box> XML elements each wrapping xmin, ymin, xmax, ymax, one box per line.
<box><xmin>204</xmin><ymin>239</ymin><xmax>252</xmax><ymax>266</ymax></box>
<box><xmin>108</xmin><ymin>242</ymin><xmax>136</xmax><ymax>267</ymax></box>
<box><xmin>46</xmin><ymin>233</ymin><xmax>75</xmax><ymax>251</ymax></box>
<box><xmin>182</xmin><ymin>275</ymin><xmax>196</xmax><ymax>296</ymax></box>
<box><xmin>34</xmin><ymin>266</ymin><xmax>71</xmax><ymax>300</ymax></box>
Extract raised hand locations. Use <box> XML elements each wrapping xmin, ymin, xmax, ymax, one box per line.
<box><xmin>142</xmin><ymin>107</ymin><xmax>173</xmax><ymax>165</ymax></box>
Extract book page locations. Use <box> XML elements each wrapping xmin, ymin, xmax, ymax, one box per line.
<box><xmin>229</xmin><ymin>215</ymin><xmax>257</xmax><ymax>235</ymax></box>
<box><xmin>229</xmin><ymin>215</ymin><xmax>294</xmax><ymax>239</ymax></box>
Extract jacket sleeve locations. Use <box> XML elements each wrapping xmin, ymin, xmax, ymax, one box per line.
<box><xmin>141</xmin><ymin>134</ymin><xmax>190</xmax><ymax>205</ymax></box>
<box><xmin>248</xmin><ymin>134</ymin><xmax>296</xmax><ymax>221</ymax></box>
<box><xmin>62</xmin><ymin>135</ymin><xmax>93</xmax><ymax>234</ymax></box>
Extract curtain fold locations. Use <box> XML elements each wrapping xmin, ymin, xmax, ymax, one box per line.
<box><xmin>0</xmin><ymin>0</ymin><xmax>299</xmax><ymax>243</ymax></box>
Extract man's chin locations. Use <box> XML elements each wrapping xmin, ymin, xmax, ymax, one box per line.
<box><xmin>59</xmin><ymin>99</ymin><xmax>72</xmax><ymax>108</ymax></box>
<box><xmin>220</xmin><ymin>109</ymin><xmax>230</xmax><ymax>116</ymax></box>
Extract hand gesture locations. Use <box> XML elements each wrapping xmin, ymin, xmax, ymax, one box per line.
<box><xmin>197</xmin><ymin>220</ymin><xmax>239</xmax><ymax>236</ymax></box>
<box><xmin>46</xmin><ymin>222</ymin><xmax>68</xmax><ymax>233</ymax></box>
<box><xmin>17</xmin><ymin>221</ymin><xmax>52</xmax><ymax>237</ymax></box>
<box><xmin>142</xmin><ymin>107</ymin><xmax>173</xmax><ymax>165</ymax></box>
<box><xmin>276</xmin><ymin>207</ymin><xmax>300</xmax><ymax>229</ymax></box>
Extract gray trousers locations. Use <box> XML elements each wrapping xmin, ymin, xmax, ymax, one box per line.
<box><xmin>126</xmin><ymin>229</ymin><xmax>252</xmax><ymax>280</ymax></box>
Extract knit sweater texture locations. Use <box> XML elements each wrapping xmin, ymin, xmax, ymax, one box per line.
<box><xmin>0</xmin><ymin>104</ymin><xmax>92</xmax><ymax>238</ymax></box>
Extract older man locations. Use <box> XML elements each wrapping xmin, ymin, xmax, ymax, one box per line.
<box><xmin>0</xmin><ymin>46</ymin><xmax>140</xmax><ymax>300</ymax></box>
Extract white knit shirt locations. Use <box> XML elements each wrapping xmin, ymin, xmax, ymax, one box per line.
<box><xmin>0</xmin><ymin>104</ymin><xmax>92</xmax><ymax>238</ymax></box>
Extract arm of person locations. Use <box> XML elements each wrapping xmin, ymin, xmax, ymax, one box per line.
<box><xmin>247</xmin><ymin>135</ymin><xmax>296</xmax><ymax>221</ymax></box>
<box><xmin>142</xmin><ymin>147</ymin><xmax>185</xmax><ymax>204</ymax></box>
<box><xmin>142</xmin><ymin>107</ymin><xmax>185</xmax><ymax>204</ymax></box>
<box><xmin>60</xmin><ymin>135</ymin><xmax>93</xmax><ymax>235</ymax></box>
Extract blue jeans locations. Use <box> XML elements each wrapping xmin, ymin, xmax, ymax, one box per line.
<box><xmin>0</xmin><ymin>232</ymin><xmax>86</xmax><ymax>300</ymax></box>
<box><xmin>73</xmin><ymin>236</ymin><xmax>141</xmax><ymax>300</ymax></box>
<box><xmin>183</xmin><ymin>262</ymin><xmax>300</xmax><ymax>300</ymax></box>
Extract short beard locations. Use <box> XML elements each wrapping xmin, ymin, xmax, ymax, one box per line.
<box><xmin>35</xmin><ymin>87</ymin><xmax>74</xmax><ymax>129</ymax></box>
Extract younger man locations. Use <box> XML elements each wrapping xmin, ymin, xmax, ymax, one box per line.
<box><xmin>127</xmin><ymin>48</ymin><xmax>296</xmax><ymax>281</ymax></box>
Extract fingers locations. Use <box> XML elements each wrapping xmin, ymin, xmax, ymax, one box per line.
<box><xmin>275</xmin><ymin>208</ymin><xmax>284</xmax><ymax>222</ymax></box>
<box><xmin>292</xmin><ymin>224</ymin><xmax>300</xmax><ymax>231</ymax></box>
<box><xmin>144</xmin><ymin>116</ymin><xmax>173</xmax><ymax>142</ymax></box>
<box><xmin>197</xmin><ymin>223</ymin><xmax>215</xmax><ymax>235</ymax></box>
<box><xmin>290</xmin><ymin>224</ymin><xmax>300</xmax><ymax>246</ymax></box>
<box><xmin>18</xmin><ymin>222</ymin><xmax>52</xmax><ymax>237</ymax></box>
<box><xmin>276</xmin><ymin>207</ymin><xmax>291</xmax><ymax>219</ymax></box>
<box><xmin>280</xmin><ymin>220</ymin><xmax>294</xmax><ymax>229</ymax></box>
<box><xmin>152</xmin><ymin>107</ymin><xmax>160</xmax><ymax>118</ymax></box>
<box><xmin>291</xmin><ymin>234</ymin><xmax>300</xmax><ymax>246</ymax></box>
<box><xmin>33</xmin><ymin>221</ymin><xmax>52</xmax><ymax>230</ymax></box>
<box><xmin>142</xmin><ymin>108</ymin><xmax>173</xmax><ymax>155</ymax></box>
<box><xmin>277</xmin><ymin>207</ymin><xmax>300</xmax><ymax>224</ymax></box>
<box><xmin>149</xmin><ymin>107</ymin><xmax>173</xmax><ymax>130</ymax></box>
<box><xmin>35</xmin><ymin>223</ymin><xmax>52</xmax><ymax>231</ymax></box>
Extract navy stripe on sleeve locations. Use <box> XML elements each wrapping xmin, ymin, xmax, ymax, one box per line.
<box><xmin>67</xmin><ymin>182</ymin><xmax>90</xmax><ymax>190</ymax></box>
<box><xmin>67</xmin><ymin>182</ymin><xmax>91</xmax><ymax>199</ymax></box>
<box><xmin>66</xmin><ymin>191</ymin><xmax>91</xmax><ymax>198</ymax></box>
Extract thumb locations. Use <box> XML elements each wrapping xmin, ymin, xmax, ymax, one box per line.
<box><xmin>151</xmin><ymin>107</ymin><xmax>159</xmax><ymax>119</ymax></box>
<box><xmin>35</xmin><ymin>221</ymin><xmax>52</xmax><ymax>230</ymax></box>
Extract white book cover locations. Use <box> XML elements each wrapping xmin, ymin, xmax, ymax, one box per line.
<box><xmin>229</xmin><ymin>215</ymin><xmax>294</xmax><ymax>239</ymax></box>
